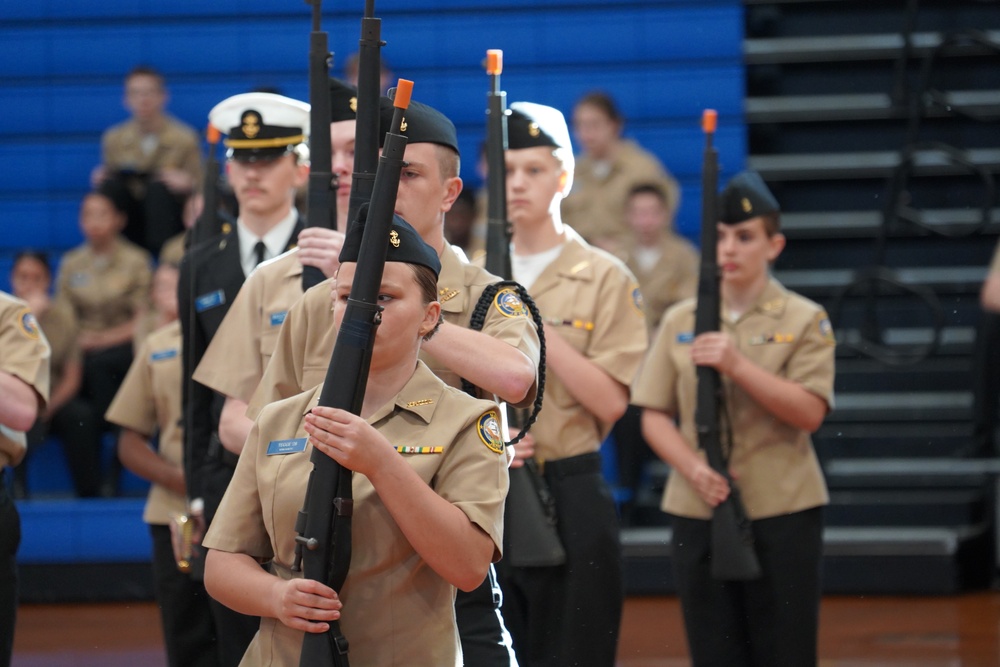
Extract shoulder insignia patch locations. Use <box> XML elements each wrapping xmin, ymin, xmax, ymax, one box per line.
<box><xmin>630</xmin><ymin>283</ymin><xmax>645</xmax><ymax>316</ymax></box>
<box><xmin>477</xmin><ymin>410</ymin><xmax>505</xmax><ymax>454</ymax></box>
<box><xmin>493</xmin><ymin>287</ymin><xmax>527</xmax><ymax>318</ymax></box>
<box><xmin>17</xmin><ymin>308</ymin><xmax>40</xmax><ymax>340</ymax></box>
<box><xmin>818</xmin><ymin>315</ymin><xmax>836</xmax><ymax>346</ymax></box>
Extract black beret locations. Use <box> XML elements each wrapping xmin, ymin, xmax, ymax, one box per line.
<box><xmin>209</xmin><ymin>92</ymin><xmax>310</xmax><ymax>162</ymax></box>
<box><xmin>507</xmin><ymin>102</ymin><xmax>572</xmax><ymax>152</ymax></box>
<box><xmin>378</xmin><ymin>97</ymin><xmax>459</xmax><ymax>154</ymax></box>
<box><xmin>339</xmin><ymin>203</ymin><xmax>441</xmax><ymax>278</ymax></box>
<box><xmin>718</xmin><ymin>171</ymin><xmax>780</xmax><ymax>225</ymax></box>
<box><xmin>329</xmin><ymin>78</ymin><xmax>358</xmax><ymax>123</ymax></box>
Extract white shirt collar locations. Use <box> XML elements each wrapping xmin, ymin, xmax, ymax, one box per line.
<box><xmin>236</xmin><ymin>210</ymin><xmax>298</xmax><ymax>277</ymax></box>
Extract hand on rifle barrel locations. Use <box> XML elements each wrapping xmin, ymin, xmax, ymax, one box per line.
<box><xmin>508</xmin><ymin>432</ymin><xmax>536</xmax><ymax>469</ymax></box>
<box><xmin>270</xmin><ymin>576</ymin><xmax>342</xmax><ymax>634</ymax></box>
<box><xmin>304</xmin><ymin>405</ymin><xmax>395</xmax><ymax>478</ymax></box>
<box><xmin>296</xmin><ymin>226</ymin><xmax>346</xmax><ymax>278</ymax></box>
<box><xmin>690</xmin><ymin>331</ymin><xmax>743</xmax><ymax>377</ymax></box>
<box><xmin>683</xmin><ymin>459</ymin><xmax>732</xmax><ymax>508</ymax></box>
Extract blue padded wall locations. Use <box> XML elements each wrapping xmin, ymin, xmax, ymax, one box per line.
<box><xmin>0</xmin><ymin>0</ymin><xmax>745</xmax><ymax>291</ymax></box>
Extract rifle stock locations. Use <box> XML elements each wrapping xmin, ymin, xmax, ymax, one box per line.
<box><xmin>694</xmin><ymin>109</ymin><xmax>762</xmax><ymax>581</ymax></box>
<box><xmin>294</xmin><ymin>79</ymin><xmax>413</xmax><ymax>667</ymax></box>
<box><xmin>302</xmin><ymin>0</ymin><xmax>334</xmax><ymax>291</ymax></box>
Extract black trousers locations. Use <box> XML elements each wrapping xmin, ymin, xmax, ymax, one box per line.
<box><xmin>22</xmin><ymin>398</ymin><xmax>104</xmax><ymax>497</ymax></box>
<box><xmin>150</xmin><ymin>525</ymin><xmax>220</xmax><ymax>667</ymax></box>
<box><xmin>0</xmin><ymin>475</ymin><xmax>20</xmax><ymax>667</ymax></box>
<box><xmin>455</xmin><ymin>563</ymin><xmax>517</xmax><ymax>666</ymax></box>
<box><xmin>671</xmin><ymin>507</ymin><xmax>824</xmax><ymax>667</ymax></box>
<box><xmin>971</xmin><ymin>312</ymin><xmax>1000</xmax><ymax>455</ymax></box>
<box><xmin>497</xmin><ymin>452</ymin><xmax>623</xmax><ymax>667</ymax></box>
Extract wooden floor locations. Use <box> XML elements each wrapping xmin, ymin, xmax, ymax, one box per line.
<box><xmin>12</xmin><ymin>592</ymin><xmax>1000</xmax><ymax>666</ymax></box>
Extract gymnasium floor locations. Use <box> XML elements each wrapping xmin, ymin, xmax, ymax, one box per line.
<box><xmin>11</xmin><ymin>592</ymin><xmax>1000</xmax><ymax>666</ymax></box>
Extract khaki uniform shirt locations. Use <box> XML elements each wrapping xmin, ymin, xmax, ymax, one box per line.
<box><xmin>105</xmin><ymin>321</ymin><xmax>186</xmax><ymax>525</ymax></box>
<box><xmin>0</xmin><ymin>292</ymin><xmax>50</xmax><ymax>467</ymax></box>
<box><xmin>520</xmin><ymin>229</ymin><xmax>648</xmax><ymax>461</ymax></box>
<box><xmin>621</xmin><ymin>233</ymin><xmax>699</xmax><ymax>332</ymax></box>
<box><xmin>55</xmin><ymin>237</ymin><xmax>153</xmax><ymax>333</ymax></box>
<box><xmin>101</xmin><ymin>114</ymin><xmax>203</xmax><ymax>189</ymax></box>
<box><xmin>561</xmin><ymin>139</ymin><xmax>680</xmax><ymax>250</ymax></box>
<box><xmin>204</xmin><ymin>361</ymin><xmax>509</xmax><ymax>666</ymax></box>
<box><xmin>195</xmin><ymin>249</ymin><xmax>304</xmax><ymax>403</ymax></box>
<box><xmin>37</xmin><ymin>301</ymin><xmax>80</xmax><ymax>390</ymax></box>
<box><xmin>631</xmin><ymin>278</ymin><xmax>836</xmax><ymax>520</ymax></box>
<box><xmin>247</xmin><ymin>244</ymin><xmax>541</xmax><ymax>419</ymax></box>
<box><xmin>990</xmin><ymin>238</ymin><xmax>1000</xmax><ymax>274</ymax></box>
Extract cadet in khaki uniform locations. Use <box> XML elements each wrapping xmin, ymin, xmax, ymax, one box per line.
<box><xmin>194</xmin><ymin>79</ymin><xmax>359</xmax><ymax>455</ymax></box>
<box><xmin>613</xmin><ymin>182</ymin><xmax>700</xmax><ymax>513</ymax></box>
<box><xmin>55</xmin><ymin>185</ymin><xmax>153</xmax><ymax>427</ymax></box>
<box><xmin>248</xmin><ymin>97</ymin><xmax>535</xmax><ymax>667</ymax></box>
<box><xmin>106</xmin><ymin>263</ymin><xmax>218</xmax><ymax>667</ymax></box>
<box><xmin>203</xmin><ymin>215</ymin><xmax>508</xmax><ymax>666</ymax></box>
<box><xmin>632</xmin><ymin>171</ymin><xmax>835</xmax><ymax>667</ymax></box>
<box><xmin>561</xmin><ymin>91</ymin><xmax>680</xmax><ymax>255</ymax></box>
<box><xmin>498</xmin><ymin>102</ymin><xmax>648</xmax><ymax>667</ymax></box>
<box><xmin>179</xmin><ymin>92</ymin><xmax>310</xmax><ymax>667</ymax></box>
<box><xmin>0</xmin><ymin>292</ymin><xmax>50</xmax><ymax>667</ymax></box>
<box><xmin>94</xmin><ymin>66</ymin><xmax>203</xmax><ymax>257</ymax></box>
<box><xmin>11</xmin><ymin>252</ymin><xmax>102</xmax><ymax>498</ymax></box>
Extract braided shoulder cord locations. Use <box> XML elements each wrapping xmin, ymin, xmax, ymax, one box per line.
<box><xmin>461</xmin><ymin>280</ymin><xmax>546</xmax><ymax>447</ymax></box>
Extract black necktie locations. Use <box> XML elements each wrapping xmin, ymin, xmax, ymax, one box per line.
<box><xmin>253</xmin><ymin>240</ymin><xmax>267</xmax><ymax>267</ymax></box>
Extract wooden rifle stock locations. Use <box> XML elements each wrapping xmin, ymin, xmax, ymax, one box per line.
<box><xmin>294</xmin><ymin>80</ymin><xmax>413</xmax><ymax>667</ymax></box>
<box><xmin>346</xmin><ymin>0</ymin><xmax>383</xmax><ymax>233</ymax></box>
<box><xmin>302</xmin><ymin>0</ymin><xmax>335</xmax><ymax>291</ymax></box>
<box><xmin>694</xmin><ymin>110</ymin><xmax>762</xmax><ymax>581</ymax></box>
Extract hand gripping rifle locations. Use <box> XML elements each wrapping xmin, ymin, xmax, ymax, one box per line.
<box><xmin>292</xmin><ymin>80</ymin><xmax>413</xmax><ymax>666</ymax></box>
<box><xmin>302</xmin><ymin>0</ymin><xmax>335</xmax><ymax>291</ymax></box>
<box><xmin>695</xmin><ymin>110</ymin><xmax>762</xmax><ymax>581</ymax></box>
<box><xmin>346</xmin><ymin>0</ymin><xmax>385</xmax><ymax>232</ymax></box>
<box><xmin>471</xmin><ymin>50</ymin><xmax>560</xmax><ymax>566</ymax></box>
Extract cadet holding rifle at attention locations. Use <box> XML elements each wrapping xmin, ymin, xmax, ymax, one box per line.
<box><xmin>496</xmin><ymin>102</ymin><xmax>648</xmax><ymax>667</ymax></box>
<box><xmin>193</xmin><ymin>79</ymin><xmax>359</xmax><ymax>456</ymax></box>
<box><xmin>203</xmin><ymin>213</ymin><xmax>509</xmax><ymax>666</ymax></box>
<box><xmin>632</xmin><ymin>169</ymin><xmax>836</xmax><ymax>667</ymax></box>
<box><xmin>178</xmin><ymin>92</ymin><xmax>310</xmax><ymax>666</ymax></box>
<box><xmin>248</xmin><ymin>97</ymin><xmax>537</xmax><ymax>665</ymax></box>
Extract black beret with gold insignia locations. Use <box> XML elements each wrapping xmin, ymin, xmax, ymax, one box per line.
<box><xmin>507</xmin><ymin>101</ymin><xmax>572</xmax><ymax>153</ymax></box>
<box><xmin>377</xmin><ymin>96</ymin><xmax>459</xmax><ymax>154</ymax></box>
<box><xmin>328</xmin><ymin>77</ymin><xmax>358</xmax><ymax>123</ymax></box>
<box><xmin>339</xmin><ymin>204</ymin><xmax>441</xmax><ymax>278</ymax></box>
<box><xmin>209</xmin><ymin>92</ymin><xmax>310</xmax><ymax>162</ymax></box>
<box><xmin>718</xmin><ymin>171</ymin><xmax>780</xmax><ymax>225</ymax></box>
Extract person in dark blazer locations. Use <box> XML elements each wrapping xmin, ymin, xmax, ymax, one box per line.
<box><xmin>177</xmin><ymin>91</ymin><xmax>309</xmax><ymax>667</ymax></box>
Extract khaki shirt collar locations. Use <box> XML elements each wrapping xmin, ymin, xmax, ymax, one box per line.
<box><xmin>300</xmin><ymin>361</ymin><xmax>445</xmax><ymax>425</ymax></box>
<box><xmin>436</xmin><ymin>244</ymin><xmax>469</xmax><ymax>316</ymax></box>
<box><xmin>732</xmin><ymin>277</ymin><xmax>789</xmax><ymax>324</ymax></box>
<box><xmin>529</xmin><ymin>227</ymin><xmax>594</xmax><ymax>298</ymax></box>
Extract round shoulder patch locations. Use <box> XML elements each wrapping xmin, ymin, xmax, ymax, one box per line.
<box><xmin>477</xmin><ymin>410</ymin><xmax>505</xmax><ymax>454</ymax></box>
<box><xmin>17</xmin><ymin>308</ymin><xmax>41</xmax><ymax>340</ymax></box>
<box><xmin>817</xmin><ymin>315</ymin><xmax>836</xmax><ymax>346</ymax></box>
<box><xmin>630</xmin><ymin>283</ymin><xmax>645</xmax><ymax>316</ymax></box>
<box><xmin>493</xmin><ymin>287</ymin><xmax>527</xmax><ymax>318</ymax></box>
